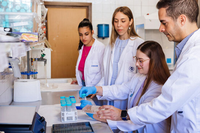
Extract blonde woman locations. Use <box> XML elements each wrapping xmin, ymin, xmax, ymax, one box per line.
<box><xmin>94</xmin><ymin>6</ymin><xmax>144</xmax><ymax>109</ymax></box>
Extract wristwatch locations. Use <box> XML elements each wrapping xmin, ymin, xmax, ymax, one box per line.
<box><xmin>121</xmin><ymin>110</ymin><xmax>128</xmax><ymax>120</ymax></box>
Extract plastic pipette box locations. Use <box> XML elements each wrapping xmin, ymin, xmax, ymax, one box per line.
<box><xmin>52</xmin><ymin>122</ymin><xmax>94</xmax><ymax>133</ymax></box>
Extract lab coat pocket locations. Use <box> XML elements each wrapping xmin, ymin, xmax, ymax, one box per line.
<box><xmin>89</xmin><ymin>60</ymin><xmax>100</xmax><ymax>74</ymax></box>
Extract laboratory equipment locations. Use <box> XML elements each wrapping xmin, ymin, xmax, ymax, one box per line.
<box><xmin>33</xmin><ymin>58</ymin><xmax>37</xmax><ymax>79</ymax></box>
<box><xmin>52</xmin><ymin>122</ymin><xmax>94</xmax><ymax>133</ymax></box>
<box><xmin>81</xmin><ymin>93</ymin><xmax>87</xmax><ymax>100</ymax></box>
<box><xmin>60</xmin><ymin>96</ymin><xmax>65</xmax><ymax>100</ymax></box>
<box><xmin>0</xmin><ymin>106</ymin><xmax>46</xmax><ymax>133</ymax></box>
<box><xmin>14</xmin><ymin>79</ymin><xmax>41</xmax><ymax>102</ymax></box>
<box><xmin>0</xmin><ymin>33</ymin><xmax>20</xmax><ymax>42</ymax></box>
<box><xmin>60</xmin><ymin>95</ymin><xmax>78</xmax><ymax>122</ymax></box>
<box><xmin>97</xmin><ymin>24</ymin><xmax>109</xmax><ymax>39</ymax></box>
<box><xmin>71</xmin><ymin>98</ymin><xmax>78</xmax><ymax>120</ymax></box>
<box><xmin>60</xmin><ymin>101</ymin><xmax>66</xmax><ymax>122</ymax></box>
<box><xmin>31</xmin><ymin>48</ymin><xmax>51</xmax><ymax>79</ymax></box>
<box><xmin>7</xmin><ymin>57</ymin><xmax>21</xmax><ymax>78</ymax></box>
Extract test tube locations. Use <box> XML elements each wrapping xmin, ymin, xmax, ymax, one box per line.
<box><xmin>66</xmin><ymin>101</ymin><xmax>72</xmax><ymax>112</ymax></box>
<box><xmin>60</xmin><ymin>101</ymin><xmax>66</xmax><ymax>122</ymax></box>
<box><xmin>69</xmin><ymin>95</ymin><xmax>75</xmax><ymax>99</ymax></box>
<box><xmin>70</xmin><ymin>98</ymin><xmax>76</xmax><ymax>110</ymax></box>
<box><xmin>65</xmin><ymin>97</ymin><xmax>70</xmax><ymax>102</ymax></box>
<box><xmin>81</xmin><ymin>93</ymin><xmax>87</xmax><ymax>100</ymax></box>
<box><xmin>71</xmin><ymin>98</ymin><xmax>77</xmax><ymax>120</ymax></box>
<box><xmin>60</xmin><ymin>96</ymin><xmax>65</xmax><ymax>100</ymax></box>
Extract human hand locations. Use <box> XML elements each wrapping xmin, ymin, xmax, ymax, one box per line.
<box><xmin>71</xmin><ymin>80</ymin><xmax>78</xmax><ymax>84</ymax></box>
<box><xmin>80</xmin><ymin>100</ymin><xmax>92</xmax><ymax>109</ymax></box>
<box><xmin>79</xmin><ymin>86</ymin><xmax>97</xmax><ymax>98</ymax></box>
<box><xmin>97</xmin><ymin>105</ymin><xmax>122</xmax><ymax>121</ymax></box>
<box><xmin>93</xmin><ymin>114</ymin><xmax>107</xmax><ymax>122</ymax></box>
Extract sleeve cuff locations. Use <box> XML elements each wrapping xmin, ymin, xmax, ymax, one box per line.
<box><xmin>96</xmin><ymin>86</ymin><xmax>112</xmax><ymax>100</ymax></box>
<box><xmin>127</xmin><ymin>106</ymin><xmax>143</xmax><ymax>125</ymax></box>
<box><xmin>107</xmin><ymin>119</ymin><xmax>118</xmax><ymax>129</ymax></box>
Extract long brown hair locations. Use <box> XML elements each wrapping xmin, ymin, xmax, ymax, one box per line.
<box><xmin>110</xmin><ymin>6</ymin><xmax>139</xmax><ymax>46</ymax></box>
<box><xmin>136</xmin><ymin>41</ymin><xmax>170</xmax><ymax>105</ymax></box>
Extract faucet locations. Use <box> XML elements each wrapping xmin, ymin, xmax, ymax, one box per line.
<box><xmin>37</xmin><ymin>53</ymin><xmax>47</xmax><ymax>65</ymax></box>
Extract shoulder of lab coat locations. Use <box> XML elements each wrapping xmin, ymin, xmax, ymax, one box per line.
<box><xmin>138</xmin><ymin>81</ymin><xmax>162</xmax><ymax>105</ymax></box>
<box><xmin>127</xmin><ymin>29</ymin><xmax>200</xmax><ymax>132</ymax></box>
<box><xmin>97</xmin><ymin>37</ymin><xmax>144</xmax><ymax>86</ymax></box>
<box><xmin>75</xmin><ymin>38</ymin><xmax>105</xmax><ymax>86</ymax></box>
<box><xmin>96</xmin><ymin>73</ymin><xmax>145</xmax><ymax>101</ymax></box>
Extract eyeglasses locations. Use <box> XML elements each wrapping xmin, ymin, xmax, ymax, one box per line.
<box><xmin>133</xmin><ymin>56</ymin><xmax>150</xmax><ymax>66</ymax></box>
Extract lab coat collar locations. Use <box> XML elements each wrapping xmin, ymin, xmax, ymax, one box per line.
<box><xmin>174</xmin><ymin>29</ymin><xmax>200</xmax><ymax>69</ymax></box>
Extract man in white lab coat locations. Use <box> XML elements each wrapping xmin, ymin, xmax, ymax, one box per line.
<box><xmin>97</xmin><ymin>0</ymin><xmax>200</xmax><ymax>132</ymax></box>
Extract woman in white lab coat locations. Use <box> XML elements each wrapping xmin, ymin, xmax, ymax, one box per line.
<box><xmin>93</xmin><ymin>6</ymin><xmax>144</xmax><ymax>109</ymax></box>
<box><xmin>71</xmin><ymin>19</ymin><xmax>105</xmax><ymax>89</ymax></box>
<box><xmin>79</xmin><ymin>41</ymin><xmax>171</xmax><ymax>133</ymax></box>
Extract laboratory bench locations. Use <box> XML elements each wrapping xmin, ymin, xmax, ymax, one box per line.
<box><xmin>10</xmin><ymin>81</ymin><xmax>113</xmax><ymax>133</ymax></box>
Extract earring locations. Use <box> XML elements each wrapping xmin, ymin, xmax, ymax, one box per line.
<box><xmin>129</xmin><ymin>26</ymin><xmax>131</xmax><ymax>30</ymax></box>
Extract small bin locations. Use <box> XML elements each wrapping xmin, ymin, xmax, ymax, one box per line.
<box><xmin>97</xmin><ymin>24</ymin><xmax>109</xmax><ymax>39</ymax></box>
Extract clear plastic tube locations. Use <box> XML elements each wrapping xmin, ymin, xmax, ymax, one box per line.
<box><xmin>81</xmin><ymin>93</ymin><xmax>87</xmax><ymax>100</ymax></box>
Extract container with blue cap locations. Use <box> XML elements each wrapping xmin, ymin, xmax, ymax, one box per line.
<box><xmin>81</xmin><ymin>93</ymin><xmax>87</xmax><ymax>100</ymax></box>
<box><xmin>60</xmin><ymin>101</ymin><xmax>66</xmax><ymax>122</ymax></box>
<box><xmin>60</xmin><ymin>96</ymin><xmax>65</xmax><ymax>100</ymax></box>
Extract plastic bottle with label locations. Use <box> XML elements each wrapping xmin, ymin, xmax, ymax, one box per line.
<box><xmin>71</xmin><ymin>98</ymin><xmax>78</xmax><ymax>120</ymax></box>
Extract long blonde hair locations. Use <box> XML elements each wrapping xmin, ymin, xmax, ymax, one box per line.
<box><xmin>110</xmin><ymin>6</ymin><xmax>139</xmax><ymax>46</ymax></box>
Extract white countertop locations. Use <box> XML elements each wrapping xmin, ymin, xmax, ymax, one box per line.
<box><xmin>38</xmin><ymin>104</ymin><xmax>101</xmax><ymax>127</ymax></box>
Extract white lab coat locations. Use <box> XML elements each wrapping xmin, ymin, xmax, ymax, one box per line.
<box><xmin>127</xmin><ymin>29</ymin><xmax>200</xmax><ymax>133</ymax></box>
<box><xmin>97</xmin><ymin>37</ymin><xmax>144</xmax><ymax>110</ymax></box>
<box><xmin>98</xmin><ymin>74</ymin><xmax>170</xmax><ymax>133</ymax></box>
<box><xmin>76</xmin><ymin>39</ymin><xmax>105</xmax><ymax>87</ymax></box>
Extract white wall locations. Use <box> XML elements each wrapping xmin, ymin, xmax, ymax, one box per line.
<box><xmin>43</xmin><ymin>0</ymin><xmax>159</xmax><ymax>44</ymax></box>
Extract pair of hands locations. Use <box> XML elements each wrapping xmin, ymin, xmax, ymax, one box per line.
<box><xmin>79</xmin><ymin>86</ymin><xmax>122</xmax><ymax>121</ymax></box>
<box><xmin>80</xmin><ymin>100</ymin><xmax>122</xmax><ymax>121</ymax></box>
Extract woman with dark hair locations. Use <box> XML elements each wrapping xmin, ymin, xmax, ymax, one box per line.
<box><xmin>79</xmin><ymin>41</ymin><xmax>170</xmax><ymax>133</ymax></box>
<box><xmin>71</xmin><ymin>18</ymin><xmax>105</xmax><ymax>90</ymax></box>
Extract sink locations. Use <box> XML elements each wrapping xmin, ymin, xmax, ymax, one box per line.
<box><xmin>39</xmin><ymin>78</ymin><xmax>81</xmax><ymax>105</ymax></box>
<box><xmin>39</xmin><ymin>78</ymin><xmax>73</xmax><ymax>83</ymax></box>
